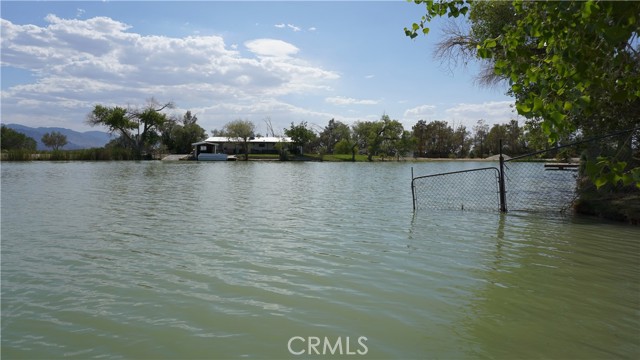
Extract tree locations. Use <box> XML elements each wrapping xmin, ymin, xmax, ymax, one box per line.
<box><xmin>334</xmin><ymin>138</ymin><xmax>354</xmax><ymax>156</ymax></box>
<box><xmin>318</xmin><ymin>118</ymin><xmax>351</xmax><ymax>154</ymax></box>
<box><xmin>87</xmin><ymin>98</ymin><xmax>174</xmax><ymax>159</ymax></box>
<box><xmin>452</xmin><ymin>124</ymin><xmax>471</xmax><ymax>158</ymax></box>
<box><xmin>351</xmin><ymin>115</ymin><xmax>406</xmax><ymax>161</ymax></box>
<box><xmin>1</xmin><ymin>125</ymin><xmax>36</xmax><ymax>151</ymax></box>
<box><xmin>471</xmin><ymin>119</ymin><xmax>489</xmax><ymax>158</ymax></box>
<box><xmin>412</xmin><ymin>120</ymin><xmax>429</xmax><ymax>157</ymax></box>
<box><xmin>407</xmin><ymin>0</ymin><xmax>640</xmax><ymax>187</ymax></box>
<box><xmin>351</xmin><ymin>121</ymin><xmax>375</xmax><ymax>161</ymax></box>
<box><xmin>484</xmin><ymin>124</ymin><xmax>508</xmax><ymax>156</ymax></box>
<box><xmin>284</xmin><ymin>121</ymin><xmax>317</xmax><ymax>156</ymax></box>
<box><xmin>161</xmin><ymin>111</ymin><xmax>206</xmax><ymax>154</ymax></box>
<box><xmin>423</xmin><ymin>120</ymin><xmax>454</xmax><ymax>158</ymax></box>
<box><xmin>223</xmin><ymin>119</ymin><xmax>255</xmax><ymax>160</ymax></box>
<box><xmin>41</xmin><ymin>131</ymin><xmax>68</xmax><ymax>151</ymax></box>
<box><xmin>377</xmin><ymin>117</ymin><xmax>406</xmax><ymax>159</ymax></box>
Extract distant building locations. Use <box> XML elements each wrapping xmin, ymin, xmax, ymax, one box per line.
<box><xmin>193</xmin><ymin>136</ymin><xmax>293</xmax><ymax>156</ymax></box>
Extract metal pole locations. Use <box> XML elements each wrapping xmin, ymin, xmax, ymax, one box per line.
<box><xmin>411</xmin><ymin>167</ymin><xmax>416</xmax><ymax>211</ymax></box>
<box><xmin>498</xmin><ymin>139</ymin><xmax>507</xmax><ymax>213</ymax></box>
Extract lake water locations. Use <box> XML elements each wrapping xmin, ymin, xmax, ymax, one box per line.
<box><xmin>1</xmin><ymin>161</ymin><xmax>639</xmax><ymax>359</ymax></box>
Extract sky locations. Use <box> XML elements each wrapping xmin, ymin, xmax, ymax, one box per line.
<box><xmin>1</xmin><ymin>0</ymin><xmax>519</xmax><ymax>135</ymax></box>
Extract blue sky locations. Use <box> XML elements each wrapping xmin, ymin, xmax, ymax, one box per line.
<box><xmin>1</xmin><ymin>1</ymin><xmax>517</xmax><ymax>134</ymax></box>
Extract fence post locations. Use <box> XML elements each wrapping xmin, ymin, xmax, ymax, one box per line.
<box><xmin>499</xmin><ymin>139</ymin><xmax>507</xmax><ymax>213</ymax></box>
<box><xmin>411</xmin><ymin>167</ymin><xmax>416</xmax><ymax>211</ymax></box>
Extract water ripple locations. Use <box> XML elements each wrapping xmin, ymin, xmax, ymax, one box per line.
<box><xmin>2</xmin><ymin>162</ymin><xmax>638</xmax><ymax>359</ymax></box>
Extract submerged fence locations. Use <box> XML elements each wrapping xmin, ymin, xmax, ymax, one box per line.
<box><xmin>412</xmin><ymin>128</ymin><xmax>638</xmax><ymax>214</ymax></box>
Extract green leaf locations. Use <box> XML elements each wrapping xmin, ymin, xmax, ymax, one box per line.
<box><xmin>594</xmin><ymin>176</ymin><xmax>608</xmax><ymax>189</ymax></box>
<box><xmin>550</xmin><ymin>111</ymin><xmax>566</xmax><ymax>124</ymax></box>
<box><xmin>533</xmin><ymin>98</ymin><xmax>543</xmax><ymax>112</ymax></box>
<box><xmin>515</xmin><ymin>102</ymin><xmax>532</xmax><ymax>114</ymax></box>
<box><xmin>477</xmin><ymin>47</ymin><xmax>491</xmax><ymax>59</ymax></box>
<box><xmin>579</xmin><ymin>95</ymin><xmax>591</xmax><ymax>105</ymax></box>
<box><xmin>582</xmin><ymin>1</ymin><xmax>593</xmax><ymax>18</ymax></box>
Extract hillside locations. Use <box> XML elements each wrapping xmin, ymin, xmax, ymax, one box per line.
<box><xmin>4</xmin><ymin>124</ymin><xmax>113</xmax><ymax>150</ymax></box>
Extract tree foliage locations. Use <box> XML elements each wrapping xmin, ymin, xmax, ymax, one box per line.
<box><xmin>1</xmin><ymin>125</ymin><xmax>37</xmax><ymax>151</ymax></box>
<box><xmin>318</xmin><ymin>118</ymin><xmax>350</xmax><ymax>154</ymax></box>
<box><xmin>407</xmin><ymin>0</ymin><xmax>640</xmax><ymax>187</ymax></box>
<box><xmin>41</xmin><ymin>131</ymin><xmax>68</xmax><ymax>151</ymax></box>
<box><xmin>161</xmin><ymin>111</ymin><xmax>206</xmax><ymax>154</ymax></box>
<box><xmin>222</xmin><ymin>118</ymin><xmax>256</xmax><ymax>160</ymax></box>
<box><xmin>86</xmin><ymin>99</ymin><xmax>174</xmax><ymax>159</ymax></box>
<box><xmin>284</xmin><ymin>121</ymin><xmax>317</xmax><ymax>156</ymax></box>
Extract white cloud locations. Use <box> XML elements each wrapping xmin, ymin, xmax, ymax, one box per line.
<box><xmin>364</xmin><ymin>74</ymin><xmax>375</xmax><ymax>79</ymax></box>
<box><xmin>325</xmin><ymin>96</ymin><xmax>379</xmax><ymax>106</ymax></box>
<box><xmin>400</xmin><ymin>101</ymin><xmax>517</xmax><ymax>131</ymax></box>
<box><xmin>0</xmin><ymin>16</ymin><xmax>340</xmax><ymax>132</ymax></box>
<box><xmin>245</xmin><ymin>38</ymin><xmax>299</xmax><ymax>58</ymax></box>
<box><xmin>444</xmin><ymin>101</ymin><xmax>516</xmax><ymax>127</ymax></box>
<box><xmin>403</xmin><ymin>104</ymin><xmax>437</xmax><ymax>119</ymax></box>
<box><xmin>308</xmin><ymin>27</ymin><xmax>317</xmax><ymax>32</ymax></box>
<box><xmin>274</xmin><ymin>23</ymin><xmax>304</xmax><ymax>32</ymax></box>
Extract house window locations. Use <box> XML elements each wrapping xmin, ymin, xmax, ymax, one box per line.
<box><xmin>259</xmin><ymin>143</ymin><xmax>265</xmax><ymax>147</ymax></box>
<box><xmin>200</xmin><ymin>145</ymin><xmax>207</xmax><ymax>151</ymax></box>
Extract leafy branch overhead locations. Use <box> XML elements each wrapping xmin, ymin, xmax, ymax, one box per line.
<box><xmin>406</xmin><ymin>0</ymin><xmax>640</xmax><ymax>188</ymax></box>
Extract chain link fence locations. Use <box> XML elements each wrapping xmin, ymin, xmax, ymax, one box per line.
<box><xmin>412</xmin><ymin>128</ymin><xmax>638</xmax><ymax>216</ymax></box>
<box><xmin>502</xmin><ymin>161</ymin><xmax>578</xmax><ymax>213</ymax></box>
<box><xmin>411</xmin><ymin>167</ymin><xmax>501</xmax><ymax>211</ymax></box>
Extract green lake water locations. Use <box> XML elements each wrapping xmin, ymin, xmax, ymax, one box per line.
<box><xmin>1</xmin><ymin>161</ymin><xmax>639</xmax><ymax>359</ymax></box>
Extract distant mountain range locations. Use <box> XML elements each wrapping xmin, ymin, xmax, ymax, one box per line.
<box><xmin>5</xmin><ymin>124</ymin><xmax>114</xmax><ymax>150</ymax></box>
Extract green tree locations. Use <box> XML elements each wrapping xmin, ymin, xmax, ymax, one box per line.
<box><xmin>284</xmin><ymin>121</ymin><xmax>317</xmax><ymax>156</ymax></box>
<box><xmin>412</xmin><ymin>120</ymin><xmax>429</xmax><ymax>157</ymax></box>
<box><xmin>351</xmin><ymin>115</ymin><xmax>406</xmax><ymax>161</ymax></box>
<box><xmin>453</xmin><ymin>124</ymin><xmax>471</xmax><ymax>158</ymax></box>
<box><xmin>396</xmin><ymin>130</ymin><xmax>416</xmax><ymax>160</ymax></box>
<box><xmin>351</xmin><ymin>121</ymin><xmax>375</xmax><ymax>161</ymax></box>
<box><xmin>87</xmin><ymin>99</ymin><xmax>174</xmax><ymax>159</ymax></box>
<box><xmin>379</xmin><ymin>117</ymin><xmax>405</xmax><ymax>159</ymax></box>
<box><xmin>334</xmin><ymin>138</ymin><xmax>355</xmax><ymax>156</ymax></box>
<box><xmin>1</xmin><ymin>125</ymin><xmax>37</xmax><ymax>151</ymax></box>
<box><xmin>161</xmin><ymin>111</ymin><xmax>206</xmax><ymax>154</ymax></box>
<box><xmin>407</xmin><ymin>0</ymin><xmax>640</xmax><ymax>187</ymax></box>
<box><xmin>484</xmin><ymin>124</ymin><xmax>508</xmax><ymax>156</ymax></box>
<box><xmin>422</xmin><ymin>120</ymin><xmax>455</xmax><ymax>158</ymax></box>
<box><xmin>41</xmin><ymin>131</ymin><xmax>68</xmax><ymax>151</ymax></box>
<box><xmin>318</xmin><ymin>118</ymin><xmax>351</xmax><ymax>154</ymax></box>
<box><xmin>222</xmin><ymin>119</ymin><xmax>256</xmax><ymax>160</ymax></box>
<box><xmin>471</xmin><ymin>119</ymin><xmax>489</xmax><ymax>158</ymax></box>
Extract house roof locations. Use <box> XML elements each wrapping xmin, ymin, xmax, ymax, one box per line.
<box><xmin>195</xmin><ymin>136</ymin><xmax>293</xmax><ymax>145</ymax></box>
